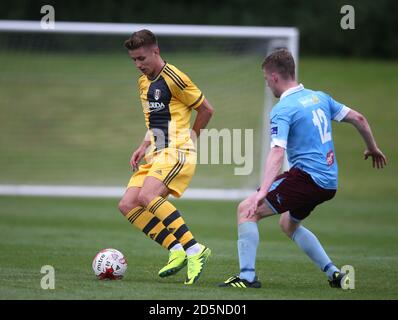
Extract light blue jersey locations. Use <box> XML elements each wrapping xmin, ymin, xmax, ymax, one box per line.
<box><xmin>270</xmin><ymin>84</ymin><xmax>350</xmax><ymax>189</ymax></box>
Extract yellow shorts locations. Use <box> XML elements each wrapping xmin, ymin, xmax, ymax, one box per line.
<box><xmin>127</xmin><ymin>148</ymin><xmax>196</xmax><ymax>198</ymax></box>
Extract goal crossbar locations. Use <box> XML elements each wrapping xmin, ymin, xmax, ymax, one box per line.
<box><xmin>0</xmin><ymin>20</ymin><xmax>299</xmax><ymax>200</ymax></box>
<box><xmin>0</xmin><ymin>20</ymin><xmax>298</xmax><ymax>39</ymax></box>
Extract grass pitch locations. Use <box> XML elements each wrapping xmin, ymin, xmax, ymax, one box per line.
<box><xmin>1</xmin><ymin>52</ymin><xmax>397</xmax><ymax>192</ymax></box>
<box><xmin>0</xmin><ymin>48</ymin><xmax>397</xmax><ymax>300</ymax></box>
<box><xmin>0</xmin><ymin>195</ymin><xmax>397</xmax><ymax>300</ymax></box>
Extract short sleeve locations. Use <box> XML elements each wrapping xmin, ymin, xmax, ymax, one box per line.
<box><xmin>270</xmin><ymin>106</ymin><xmax>291</xmax><ymax>149</ymax></box>
<box><xmin>329</xmin><ymin>95</ymin><xmax>351</xmax><ymax>122</ymax></box>
<box><xmin>164</xmin><ymin>65</ymin><xmax>205</xmax><ymax>109</ymax></box>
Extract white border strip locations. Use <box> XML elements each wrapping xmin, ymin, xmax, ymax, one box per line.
<box><xmin>0</xmin><ymin>20</ymin><xmax>298</xmax><ymax>38</ymax></box>
<box><xmin>0</xmin><ymin>185</ymin><xmax>253</xmax><ymax>200</ymax></box>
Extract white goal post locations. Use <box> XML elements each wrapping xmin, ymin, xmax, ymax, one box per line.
<box><xmin>0</xmin><ymin>20</ymin><xmax>299</xmax><ymax>200</ymax></box>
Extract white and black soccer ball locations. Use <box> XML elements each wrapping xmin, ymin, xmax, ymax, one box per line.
<box><xmin>92</xmin><ymin>248</ymin><xmax>127</xmax><ymax>280</ymax></box>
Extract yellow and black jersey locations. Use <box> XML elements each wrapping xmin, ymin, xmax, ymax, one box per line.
<box><xmin>138</xmin><ymin>63</ymin><xmax>204</xmax><ymax>152</ymax></box>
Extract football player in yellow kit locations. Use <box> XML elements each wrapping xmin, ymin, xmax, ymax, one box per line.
<box><xmin>118</xmin><ymin>29</ymin><xmax>214</xmax><ymax>285</ymax></box>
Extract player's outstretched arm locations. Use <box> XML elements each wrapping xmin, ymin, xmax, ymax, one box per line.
<box><xmin>191</xmin><ymin>98</ymin><xmax>214</xmax><ymax>142</ymax></box>
<box><xmin>342</xmin><ymin>109</ymin><xmax>387</xmax><ymax>169</ymax></box>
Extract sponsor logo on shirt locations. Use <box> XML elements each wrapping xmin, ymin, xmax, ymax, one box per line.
<box><xmin>143</xmin><ymin>101</ymin><xmax>166</xmax><ymax>113</ymax></box>
<box><xmin>271</xmin><ymin>126</ymin><xmax>278</xmax><ymax>135</ymax></box>
<box><xmin>298</xmin><ymin>94</ymin><xmax>320</xmax><ymax>107</ymax></box>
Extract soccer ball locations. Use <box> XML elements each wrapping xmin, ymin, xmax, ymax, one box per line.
<box><xmin>92</xmin><ymin>248</ymin><xmax>127</xmax><ymax>280</ymax></box>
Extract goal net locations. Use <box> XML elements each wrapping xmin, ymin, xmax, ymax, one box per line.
<box><xmin>0</xmin><ymin>21</ymin><xmax>298</xmax><ymax>199</ymax></box>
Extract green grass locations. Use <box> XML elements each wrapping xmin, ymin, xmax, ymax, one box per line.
<box><xmin>0</xmin><ymin>51</ymin><xmax>264</xmax><ymax>188</ymax></box>
<box><xmin>0</xmin><ymin>50</ymin><xmax>397</xmax><ymax>300</ymax></box>
<box><xmin>0</xmin><ymin>196</ymin><xmax>397</xmax><ymax>300</ymax></box>
<box><xmin>1</xmin><ymin>52</ymin><xmax>396</xmax><ymax>192</ymax></box>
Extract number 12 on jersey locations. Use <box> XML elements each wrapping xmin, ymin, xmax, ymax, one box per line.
<box><xmin>312</xmin><ymin>108</ymin><xmax>331</xmax><ymax>144</ymax></box>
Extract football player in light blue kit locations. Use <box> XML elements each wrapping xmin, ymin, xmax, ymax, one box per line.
<box><xmin>220</xmin><ymin>49</ymin><xmax>387</xmax><ymax>289</ymax></box>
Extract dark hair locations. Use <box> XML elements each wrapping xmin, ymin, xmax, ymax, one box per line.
<box><xmin>262</xmin><ymin>48</ymin><xmax>295</xmax><ymax>80</ymax></box>
<box><xmin>124</xmin><ymin>29</ymin><xmax>158</xmax><ymax>50</ymax></box>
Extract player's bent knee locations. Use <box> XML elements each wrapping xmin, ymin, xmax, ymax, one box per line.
<box><xmin>237</xmin><ymin>202</ymin><xmax>249</xmax><ymax>224</ymax></box>
<box><xmin>118</xmin><ymin>200</ymin><xmax>134</xmax><ymax>216</ymax></box>
<box><xmin>237</xmin><ymin>210</ymin><xmax>258</xmax><ymax>224</ymax></box>
<box><xmin>237</xmin><ymin>201</ymin><xmax>246</xmax><ymax>215</ymax></box>
<box><xmin>136</xmin><ymin>192</ymin><xmax>154</xmax><ymax>208</ymax></box>
<box><xmin>119</xmin><ymin>199</ymin><xmax>140</xmax><ymax>216</ymax></box>
<box><xmin>237</xmin><ymin>199</ymin><xmax>262</xmax><ymax>224</ymax></box>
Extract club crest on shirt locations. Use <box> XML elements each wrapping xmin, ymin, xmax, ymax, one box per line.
<box><xmin>154</xmin><ymin>89</ymin><xmax>161</xmax><ymax>101</ymax></box>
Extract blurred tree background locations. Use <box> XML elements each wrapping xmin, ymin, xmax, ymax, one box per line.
<box><xmin>1</xmin><ymin>0</ymin><xmax>397</xmax><ymax>58</ymax></box>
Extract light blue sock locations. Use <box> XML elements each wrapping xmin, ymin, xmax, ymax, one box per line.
<box><xmin>291</xmin><ymin>225</ymin><xmax>339</xmax><ymax>279</ymax></box>
<box><xmin>238</xmin><ymin>222</ymin><xmax>259</xmax><ymax>282</ymax></box>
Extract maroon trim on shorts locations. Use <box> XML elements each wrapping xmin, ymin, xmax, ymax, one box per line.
<box><xmin>265</xmin><ymin>168</ymin><xmax>336</xmax><ymax>220</ymax></box>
